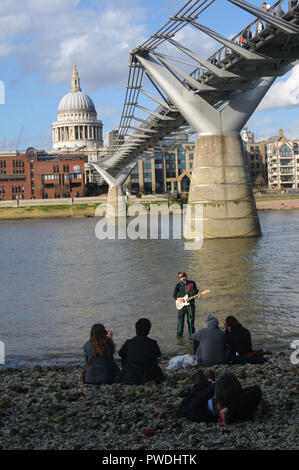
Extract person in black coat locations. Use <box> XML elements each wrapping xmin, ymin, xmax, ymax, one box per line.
<box><xmin>224</xmin><ymin>316</ymin><xmax>252</xmax><ymax>356</ymax></box>
<box><xmin>216</xmin><ymin>372</ymin><xmax>262</xmax><ymax>425</ymax></box>
<box><xmin>119</xmin><ymin>318</ymin><xmax>164</xmax><ymax>385</ymax></box>
<box><xmin>179</xmin><ymin>370</ymin><xmax>218</xmax><ymax>423</ymax></box>
<box><xmin>179</xmin><ymin>370</ymin><xmax>262</xmax><ymax>425</ymax></box>
<box><xmin>225</xmin><ymin>316</ymin><xmax>266</xmax><ymax>364</ymax></box>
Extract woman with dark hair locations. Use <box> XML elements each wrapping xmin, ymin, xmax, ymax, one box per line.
<box><xmin>216</xmin><ymin>372</ymin><xmax>262</xmax><ymax>425</ymax></box>
<box><xmin>224</xmin><ymin>316</ymin><xmax>252</xmax><ymax>356</ymax></box>
<box><xmin>82</xmin><ymin>324</ymin><xmax>120</xmax><ymax>384</ymax></box>
<box><xmin>224</xmin><ymin>316</ymin><xmax>266</xmax><ymax>364</ymax></box>
<box><xmin>119</xmin><ymin>318</ymin><xmax>164</xmax><ymax>385</ymax></box>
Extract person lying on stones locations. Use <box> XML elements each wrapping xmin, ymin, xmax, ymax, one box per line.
<box><xmin>179</xmin><ymin>370</ymin><xmax>262</xmax><ymax>425</ymax></box>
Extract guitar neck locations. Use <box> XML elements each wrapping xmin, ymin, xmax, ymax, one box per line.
<box><xmin>189</xmin><ymin>289</ymin><xmax>208</xmax><ymax>300</ymax></box>
<box><xmin>188</xmin><ymin>293</ymin><xmax>199</xmax><ymax>301</ymax></box>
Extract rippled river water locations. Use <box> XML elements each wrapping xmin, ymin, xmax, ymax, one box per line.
<box><xmin>0</xmin><ymin>210</ymin><xmax>298</xmax><ymax>368</ymax></box>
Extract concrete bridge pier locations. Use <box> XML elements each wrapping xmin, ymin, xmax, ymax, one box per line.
<box><xmin>185</xmin><ymin>132</ymin><xmax>260</xmax><ymax>239</ymax></box>
<box><xmin>91</xmin><ymin>162</ymin><xmax>131</xmax><ymax>219</ymax></box>
<box><xmin>136</xmin><ymin>53</ymin><xmax>279</xmax><ymax>239</ymax></box>
<box><xmin>107</xmin><ymin>184</ymin><xmax>127</xmax><ymax>218</ymax></box>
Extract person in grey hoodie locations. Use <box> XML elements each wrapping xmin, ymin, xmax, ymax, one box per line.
<box><xmin>191</xmin><ymin>314</ymin><xmax>226</xmax><ymax>366</ymax></box>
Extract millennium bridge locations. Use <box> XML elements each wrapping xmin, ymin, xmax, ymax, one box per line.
<box><xmin>92</xmin><ymin>0</ymin><xmax>299</xmax><ymax>238</ymax></box>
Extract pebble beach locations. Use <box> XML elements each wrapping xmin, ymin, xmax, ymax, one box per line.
<box><xmin>0</xmin><ymin>352</ymin><xmax>298</xmax><ymax>451</ymax></box>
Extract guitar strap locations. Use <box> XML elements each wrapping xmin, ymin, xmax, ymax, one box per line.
<box><xmin>185</xmin><ymin>282</ymin><xmax>192</xmax><ymax>336</ymax></box>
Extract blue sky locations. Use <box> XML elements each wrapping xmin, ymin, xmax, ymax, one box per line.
<box><xmin>0</xmin><ymin>0</ymin><xmax>298</xmax><ymax>150</ymax></box>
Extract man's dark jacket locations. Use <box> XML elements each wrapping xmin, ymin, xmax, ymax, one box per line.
<box><xmin>225</xmin><ymin>324</ymin><xmax>252</xmax><ymax>355</ymax></box>
<box><xmin>119</xmin><ymin>336</ymin><xmax>164</xmax><ymax>385</ymax></box>
<box><xmin>173</xmin><ymin>280</ymin><xmax>199</xmax><ymax>306</ymax></box>
<box><xmin>179</xmin><ymin>380</ymin><xmax>217</xmax><ymax>423</ymax></box>
<box><xmin>179</xmin><ymin>381</ymin><xmax>262</xmax><ymax>424</ymax></box>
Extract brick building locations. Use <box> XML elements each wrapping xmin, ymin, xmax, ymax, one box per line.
<box><xmin>241</xmin><ymin>128</ymin><xmax>268</xmax><ymax>186</ymax></box>
<box><xmin>0</xmin><ymin>148</ymin><xmax>85</xmax><ymax>201</ymax></box>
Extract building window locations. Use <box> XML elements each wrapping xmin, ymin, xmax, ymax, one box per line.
<box><xmin>279</xmin><ymin>144</ymin><xmax>292</xmax><ymax>157</ymax></box>
<box><xmin>280</xmin><ymin>159</ymin><xmax>292</xmax><ymax>166</ymax></box>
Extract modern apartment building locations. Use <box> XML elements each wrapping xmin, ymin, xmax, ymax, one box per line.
<box><xmin>125</xmin><ymin>142</ymin><xmax>196</xmax><ymax>194</ymax></box>
<box><xmin>267</xmin><ymin>129</ymin><xmax>299</xmax><ymax>189</ymax></box>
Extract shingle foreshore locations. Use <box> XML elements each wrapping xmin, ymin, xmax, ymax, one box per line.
<box><xmin>0</xmin><ymin>352</ymin><xmax>298</xmax><ymax>450</ymax></box>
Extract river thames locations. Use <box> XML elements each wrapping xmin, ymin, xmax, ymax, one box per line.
<box><xmin>0</xmin><ymin>210</ymin><xmax>298</xmax><ymax>368</ymax></box>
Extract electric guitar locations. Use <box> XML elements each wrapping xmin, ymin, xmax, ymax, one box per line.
<box><xmin>176</xmin><ymin>290</ymin><xmax>210</xmax><ymax>310</ymax></box>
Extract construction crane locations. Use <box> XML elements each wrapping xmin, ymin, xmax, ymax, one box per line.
<box><xmin>16</xmin><ymin>126</ymin><xmax>24</xmax><ymax>151</ymax></box>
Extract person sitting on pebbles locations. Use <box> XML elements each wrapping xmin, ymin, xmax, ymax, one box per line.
<box><xmin>179</xmin><ymin>370</ymin><xmax>262</xmax><ymax>425</ymax></box>
<box><xmin>82</xmin><ymin>324</ymin><xmax>120</xmax><ymax>384</ymax></box>
<box><xmin>224</xmin><ymin>316</ymin><xmax>266</xmax><ymax>364</ymax></box>
<box><xmin>119</xmin><ymin>318</ymin><xmax>164</xmax><ymax>385</ymax></box>
<box><xmin>191</xmin><ymin>314</ymin><xmax>227</xmax><ymax>366</ymax></box>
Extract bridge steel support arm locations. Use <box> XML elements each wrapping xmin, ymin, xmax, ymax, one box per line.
<box><xmin>136</xmin><ymin>52</ymin><xmax>279</xmax><ymax>238</ymax></box>
<box><xmin>91</xmin><ymin>161</ymin><xmax>139</xmax><ymax>218</ymax></box>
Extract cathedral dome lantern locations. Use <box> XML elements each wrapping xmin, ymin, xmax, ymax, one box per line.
<box><xmin>52</xmin><ymin>62</ymin><xmax>103</xmax><ymax>151</ymax></box>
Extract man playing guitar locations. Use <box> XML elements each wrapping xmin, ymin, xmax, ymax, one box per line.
<box><xmin>173</xmin><ymin>271</ymin><xmax>201</xmax><ymax>337</ymax></box>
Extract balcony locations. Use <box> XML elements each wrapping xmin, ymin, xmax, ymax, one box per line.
<box><xmin>0</xmin><ymin>174</ymin><xmax>26</xmax><ymax>181</ymax></box>
<box><xmin>64</xmin><ymin>174</ymin><xmax>82</xmax><ymax>184</ymax></box>
<box><xmin>43</xmin><ymin>179</ymin><xmax>59</xmax><ymax>185</ymax></box>
<box><xmin>42</xmin><ymin>175</ymin><xmax>59</xmax><ymax>185</ymax></box>
<box><xmin>280</xmin><ymin>176</ymin><xmax>295</xmax><ymax>183</ymax></box>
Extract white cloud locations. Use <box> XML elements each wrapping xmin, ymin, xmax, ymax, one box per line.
<box><xmin>286</xmin><ymin>119</ymin><xmax>299</xmax><ymax>139</ymax></box>
<box><xmin>0</xmin><ymin>0</ymin><xmax>147</xmax><ymax>91</ymax></box>
<box><xmin>258</xmin><ymin>64</ymin><xmax>299</xmax><ymax>111</ymax></box>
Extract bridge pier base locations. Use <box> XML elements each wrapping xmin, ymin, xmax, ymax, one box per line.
<box><xmin>184</xmin><ymin>133</ymin><xmax>261</xmax><ymax>239</ymax></box>
<box><xmin>107</xmin><ymin>185</ymin><xmax>127</xmax><ymax>218</ymax></box>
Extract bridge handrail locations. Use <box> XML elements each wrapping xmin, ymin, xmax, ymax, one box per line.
<box><xmin>107</xmin><ymin>0</ymin><xmax>293</xmax><ymax>159</ymax></box>
<box><xmin>191</xmin><ymin>0</ymin><xmax>286</xmax><ymax>80</ymax></box>
<box><xmin>109</xmin><ymin>0</ymin><xmax>217</xmax><ymax>157</ymax></box>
